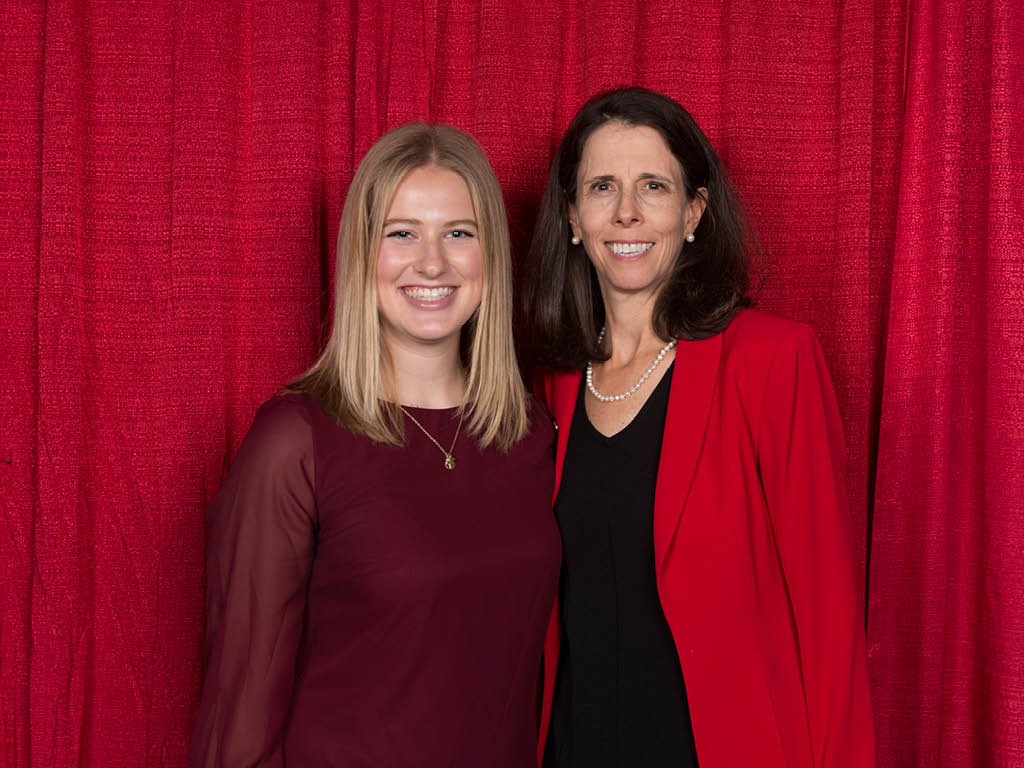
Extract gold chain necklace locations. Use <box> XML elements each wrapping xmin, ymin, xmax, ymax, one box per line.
<box><xmin>399</xmin><ymin>406</ymin><xmax>465</xmax><ymax>470</ymax></box>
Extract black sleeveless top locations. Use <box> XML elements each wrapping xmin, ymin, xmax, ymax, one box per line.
<box><xmin>544</xmin><ymin>366</ymin><xmax>700</xmax><ymax>767</ymax></box>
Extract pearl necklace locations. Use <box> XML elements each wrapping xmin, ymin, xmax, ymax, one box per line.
<box><xmin>585</xmin><ymin>327</ymin><xmax>677</xmax><ymax>403</ymax></box>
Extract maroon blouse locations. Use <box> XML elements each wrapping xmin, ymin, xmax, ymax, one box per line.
<box><xmin>190</xmin><ymin>395</ymin><xmax>560</xmax><ymax>767</ymax></box>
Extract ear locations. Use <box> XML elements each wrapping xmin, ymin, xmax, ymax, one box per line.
<box><xmin>686</xmin><ymin>186</ymin><xmax>708</xmax><ymax>234</ymax></box>
<box><xmin>567</xmin><ymin>201</ymin><xmax>581</xmax><ymax>242</ymax></box>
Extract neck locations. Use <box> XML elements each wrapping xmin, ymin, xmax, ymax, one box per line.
<box><xmin>385</xmin><ymin>337</ymin><xmax>466</xmax><ymax>408</ymax></box>
<box><xmin>600</xmin><ymin>290</ymin><xmax>668</xmax><ymax>366</ymax></box>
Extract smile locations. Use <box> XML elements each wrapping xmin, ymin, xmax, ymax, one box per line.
<box><xmin>401</xmin><ymin>286</ymin><xmax>456</xmax><ymax>301</ymax></box>
<box><xmin>607</xmin><ymin>242</ymin><xmax>654</xmax><ymax>257</ymax></box>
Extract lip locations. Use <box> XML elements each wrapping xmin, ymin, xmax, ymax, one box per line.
<box><xmin>605</xmin><ymin>241</ymin><xmax>654</xmax><ymax>260</ymax></box>
<box><xmin>398</xmin><ymin>285</ymin><xmax>458</xmax><ymax>310</ymax></box>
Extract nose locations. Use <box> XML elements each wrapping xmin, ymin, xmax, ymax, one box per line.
<box><xmin>414</xmin><ymin>238</ymin><xmax>447</xmax><ymax>278</ymax></box>
<box><xmin>614</xmin><ymin>188</ymin><xmax>641</xmax><ymax>226</ymax></box>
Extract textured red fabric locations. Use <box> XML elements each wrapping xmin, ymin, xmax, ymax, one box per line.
<box><xmin>0</xmin><ymin>1</ymin><xmax>1020</xmax><ymax>766</ymax></box>
<box><xmin>866</xmin><ymin>1</ymin><xmax>1024</xmax><ymax>766</ymax></box>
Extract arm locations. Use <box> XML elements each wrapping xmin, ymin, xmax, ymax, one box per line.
<box><xmin>189</xmin><ymin>398</ymin><xmax>316</xmax><ymax>768</ymax></box>
<box><xmin>756</xmin><ymin>325</ymin><xmax>875</xmax><ymax>766</ymax></box>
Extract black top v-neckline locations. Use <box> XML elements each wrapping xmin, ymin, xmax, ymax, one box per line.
<box><xmin>545</xmin><ymin>364</ymin><xmax>700</xmax><ymax>767</ymax></box>
<box><xmin>581</xmin><ymin>363</ymin><xmax>676</xmax><ymax>441</ymax></box>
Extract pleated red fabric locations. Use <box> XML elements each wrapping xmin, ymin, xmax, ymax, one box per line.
<box><xmin>0</xmin><ymin>1</ymin><xmax>1020</xmax><ymax>766</ymax></box>
<box><xmin>867</xmin><ymin>1</ymin><xmax>1024</xmax><ymax>766</ymax></box>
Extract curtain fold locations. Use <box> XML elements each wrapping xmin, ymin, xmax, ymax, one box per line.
<box><xmin>1</xmin><ymin>0</ymin><xmax>1019</xmax><ymax>765</ymax></box>
<box><xmin>867</xmin><ymin>0</ymin><xmax>1024</xmax><ymax>765</ymax></box>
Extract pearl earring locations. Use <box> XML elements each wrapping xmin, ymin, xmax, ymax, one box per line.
<box><xmin>685</xmin><ymin>233</ymin><xmax>695</xmax><ymax>243</ymax></box>
<box><xmin>571</xmin><ymin>235</ymin><xmax>581</xmax><ymax>245</ymax></box>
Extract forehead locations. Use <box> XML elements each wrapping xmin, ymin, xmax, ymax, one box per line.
<box><xmin>388</xmin><ymin>164</ymin><xmax>475</xmax><ymax>213</ymax></box>
<box><xmin>578</xmin><ymin>122</ymin><xmax>682</xmax><ymax>179</ymax></box>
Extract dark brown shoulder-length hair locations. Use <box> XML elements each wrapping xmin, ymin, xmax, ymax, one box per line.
<box><xmin>520</xmin><ymin>87</ymin><xmax>756</xmax><ymax>371</ymax></box>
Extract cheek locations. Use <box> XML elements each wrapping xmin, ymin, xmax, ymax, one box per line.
<box><xmin>460</xmin><ymin>252</ymin><xmax>484</xmax><ymax>309</ymax></box>
<box><xmin>656</xmin><ymin>201</ymin><xmax>689</xmax><ymax>234</ymax></box>
<box><xmin>577</xmin><ymin>201</ymin><xmax>607</xmax><ymax>234</ymax></box>
<box><xmin>375</xmin><ymin>245</ymin><xmax>404</xmax><ymax>284</ymax></box>
<box><xmin>457</xmin><ymin>246</ymin><xmax>484</xmax><ymax>283</ymax></box>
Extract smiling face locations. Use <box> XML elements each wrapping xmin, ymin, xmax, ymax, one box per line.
<box><xmin>376</xmin><ymin>164</ymin><xmax>484</xmax><ymax>358</ymax></box>
<box><xmin>568</xmin><ymin>121</ymin><xmax>705</xmax><ymax>307</ymax></box>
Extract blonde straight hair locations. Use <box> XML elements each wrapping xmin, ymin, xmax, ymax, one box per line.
<box><xmin>289</xmin><ymin>123</ymin><xmax>529</xmax><ymax>450</ymax></box>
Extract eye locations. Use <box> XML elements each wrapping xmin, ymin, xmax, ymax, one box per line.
<box><xmin>448</xmin><ymin>229</ymin><xmax>476</xmax><ymax>239</ymax></box>
<box><xmin>386</xmin><ymin>230</ymin><xmax>413</xmax><ymax>239</ymax></box>
<box><xmin>644</xmin><ymin>180</ymin><xmax>665</xmax><ymax>191</ymax></box>
<box><xmin>592</xmin><ymin>181</ymin><xmax>612</xmax><ymax>192</ymax></box>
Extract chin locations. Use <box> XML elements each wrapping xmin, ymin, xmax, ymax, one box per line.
<box><xmin>600</xmin><ymin>266</ymin><xmax>673</xmax><ymax>295</ymax></box>
<box><xmin>605</xmin><ymin>277</ymin><xmax>663</xmax><ymax>295</ymax></box>
<box><xmin>390</xmin><ymin>323</ymin><xmax>464</xmax><ymax>348</ymax></box>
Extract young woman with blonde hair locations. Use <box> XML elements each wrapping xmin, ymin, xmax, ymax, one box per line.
<box><xmin>190</xmin><ymin>123</ymin><xmax>559</xmax><ymax>768</ymax></box>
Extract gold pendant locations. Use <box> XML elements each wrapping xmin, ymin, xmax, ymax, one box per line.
<box><xmin>444</xmin><ymin>454</ymin><xmax>456</xmax><ymax>470</ymax></box>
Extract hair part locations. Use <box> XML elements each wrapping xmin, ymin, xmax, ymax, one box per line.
<box><xmin>289</xmin><ymin>123</ymin><xmax>529</xmax><ymax>450</ymax></box>
<box><xmin>521</xmin><ymin>87</ymin><xmax>756</xmax><ymax>370</ymax></box>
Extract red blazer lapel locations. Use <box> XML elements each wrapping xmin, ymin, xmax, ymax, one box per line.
<box><xmin>546</xmin><ymin>369</ymin><xmax>582</xmax><ymax>503</ymax></box>
<box><xmin>654</xmin><ymin>334</ymin><xmax>723</xmax><ymax>581</ymax></box>
<box><xmin>538</xmin><ymin>343</ymin><xmax>720</xmax><ymax>764</ymax></box>
<box><xmin>537</xmin><ymin>367</ymin><xmax>580</xmax><ymax>765</ymax></box>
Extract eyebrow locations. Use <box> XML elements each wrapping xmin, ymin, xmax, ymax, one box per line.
<box><xmin>383</xmin><ymin>217</ymin><xmax>478</xmax><ymax>227</ymax></box>
<box><xmin>637</xmin><ymin>172</ymin><xmax>674</xmax><ymax>182</ymax></box>
<box><xmin>582</xmin><ymin>172</ymin><xmax>675</xmax><ymax>185</ymax></box>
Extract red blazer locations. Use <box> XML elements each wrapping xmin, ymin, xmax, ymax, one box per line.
<box><xmin>536</xmin><ymin>309</ymin><xmax>875</xmax><ymax>766</ymax></box>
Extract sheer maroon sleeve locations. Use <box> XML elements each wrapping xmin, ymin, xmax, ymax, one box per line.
<box><xmin>190</xmin><ymin>397</ymin><xmax>316</xmax><ymax>768</ymax></box>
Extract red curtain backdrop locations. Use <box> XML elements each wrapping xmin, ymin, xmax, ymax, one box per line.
<box><xmin>1</xmin><ymin>1</ymin><xmax>1020</xmax><ymax>765</ymax></box>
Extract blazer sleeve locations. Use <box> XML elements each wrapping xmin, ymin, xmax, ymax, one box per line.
<box><xmin>755</xmin><ymin>325</ymin><xmax>875</xmax><ymax>766</ymax></box>
<box><xmin>189</xmin><ymin>397</ymin><xmax>317</xmax><ymax>768</ymax></box>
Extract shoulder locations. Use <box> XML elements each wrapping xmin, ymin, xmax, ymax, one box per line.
<box><xmin>208</xmin><ymin>395</ymin><xmax>319</xmax><ymax>526</ymax></box>
<box><xmin>722</xmin><ymin>307</ymin><xmax>819</xmax><ymax>351</ymax></box>
<box><xmin>719</xmin><ymin>308</ymin><xmax>823</xmax><ymax>376</ymax></box>
<box><xmin>249</xmin><ymin>393</ymin><xmax>316</xmax><ymax>437</ymax></box>
<box><xmin>531</xmin><ymin>366</ymin><xmax>581</xmax><ymax>412</ymax></box>
<box><xmin>707</xmin><ymin>310</ymin><xmax>834</xmax><ymax>431</ymax></box>
<box><xmin>524</xmin><ymin>394</ymin><xmax>556</xmax><ymax>444</ymax></box>
<box><xmin>491</xmin><ymin>395</ymin><xmax>555</xmax><ymax>478</ymax></box>
<box><xmin>237</xmin><ymin>394</ymin><xmax>317</xmax><ymax>467</ymax></box>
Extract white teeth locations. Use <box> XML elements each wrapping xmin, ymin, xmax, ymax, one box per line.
<box><xmin>403</xmin><ymin>286</ymin><xmax>455</xmax><ymax>300</ymax></box>
<box><xmin>609</xmin><ymin>242</ymin><xmax>653</xmax><ymax>256</ymax></box>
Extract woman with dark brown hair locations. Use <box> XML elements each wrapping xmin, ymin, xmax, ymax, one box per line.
<box><xmin>522</xmin><ymin>87</ymin><xmax>874</xmax><ymax>767</ymax></box>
